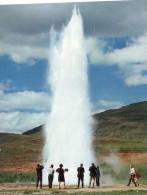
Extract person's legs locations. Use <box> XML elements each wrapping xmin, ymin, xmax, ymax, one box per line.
<box><xmin>89</xmin><ymin>177</ymin><xmax>92</xmax><ymax>187</ymax></box>
<box><xmin>49</xmin><ymin>175</ymin><xmax>53</xmax><ymax>188</ymax></box>
<box><xmin>127</xmin><ymin>175</ymin><xmax>132</xmax><ymax>186</ymax></box>
<box><xmin>48</xmin><ymin>175</ymin><xmax>50</xmax><ymax>188</ymax></box>
<box><xmin>78</xmin><ymin>177</ymin><xmax>80</xmax><ymax>188</ymax></box>
<box><xmin>132</xmin><ymin>177</ymin><xmax>137</xmax><ymax>187</ymax></box>
<box><xmin>59</xmin><ymin>182</ymin><xmax>61</xmax><ymax>189</ymax></box>
<box><xmin>96</xmin><ymin>176</ymin><xmax>100</xmax><ymax>186</ymax></box>
<box><xmin>51</xmin><ymin>175</ymin><xmax>54</xmax><ymax>187</ymax></box>
<box><xmin>36</xmin><ymin>177</ymin><xmax>39</xmax><ymax>188</ymax></box>
<box><xmin>81</xmin><ymin>176</ymin><xmax>84</xmax><ymax>188</ymax></box>
<box><xmin>40</xmin><ymin>177</ymin><xmax>42</xmax><ymax>189</ymax></box>
<box><xmin>92</xmin><ymin>177</ymin><xmax>96</xmax><ymax>188</ymax></box>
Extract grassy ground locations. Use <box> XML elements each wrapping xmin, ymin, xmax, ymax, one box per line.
<box><xmin>0</xmin><ymin>189</ymin><xmax>147</xmax><ymax>195</ymax></box>
<box><xmin>93</xmin><ymin>138</ymin><xmax>147</xmax><ymax>153</ymax></box>
<box><xmin>0</xmin><ymin>172</ymin><xmax>36</xmax><ymax>183</ymax></box>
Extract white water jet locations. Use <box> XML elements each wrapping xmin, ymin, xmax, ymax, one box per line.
<box><xmin>43</xmin><ymin>7</ymin><xmax>94</xmax><ymax>184</ymax></box>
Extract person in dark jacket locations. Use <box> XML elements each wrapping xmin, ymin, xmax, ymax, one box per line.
<box><xmin>36</xmin><ymin>164</ymin><xmax>44</xmax><ymax>189</ymax></box>
<box><xmin>56</xmin><ymin>164</ymin><xmax>68</xmax><ymax>189</ymax></box>
<box><xmin>96</xmin><ymin>165</ymin><xmax>100</xmax><ymax>186</ymax></box>
<box><xmin>77</xmin><ymin>164</ymin><xmax>85</xmax><ymax>188</ymax></box>
<box><xmin>89</xmin><ymin>163</ymin><xmax>97</xmax><ymax>188</ymax></box>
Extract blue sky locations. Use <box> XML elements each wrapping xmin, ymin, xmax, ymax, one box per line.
<box><xmin>0</xmin><ymin>1</ymin><xmax>147</xmax><ymax>133</ymax></box>
<box><xmin>88</xmin><ymin>36</ymin><xmax>147</xmax><ymax>109</ymax></box>
<box><xmin>0</xmin><ymin>56</ymin><xmax>48</xmax><ymax>92</ymax></box>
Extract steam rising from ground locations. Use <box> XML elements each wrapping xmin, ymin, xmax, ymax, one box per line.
<box><xmin>96</xmin><ymin>153</ymin><xmax>124</xmax><ymax>186</ymax></box>
<box><xmin>43</xmin><ymin>8</ymin><xmax>94</xmax><ymax>184</ymax></box>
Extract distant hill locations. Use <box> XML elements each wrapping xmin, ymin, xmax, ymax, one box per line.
<box><xmin>93</xmin><ymin>101</ymin><xmax>147</xmax><ymax>139</ymax></box>
<box><xmin>93</xmin><ymin>101</ymin><xmax>147</xmax><ymax>154</ymax></box>
<box><xmin>0</xmin><ymin>132</ymin><xmax>43</xmax><ymax>173</ymax></box>
<box><xmin>22</xmin><ymin>125</ymin><xmax>43</xmax><ymax>135</ymax></box>
<box><xmin>0</xmin><ymin>101</ymin><xmax>147</xmax><ymax>173</ymax></box>
<box><xmin>23</xmin><ymin>101</ymin><xmax>147</xmax><ymax>140</ymax></box>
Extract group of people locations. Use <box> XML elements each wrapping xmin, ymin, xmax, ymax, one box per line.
<box><xmin>77</xmin><ymin>163</ymin><xmax>100</xmax><ymax>188</ymax></box>
<box><xmin>36</xmin><ymin>163</ymin><xmax>100</xmax><ymax>189</ymax></box>
<box><xmin>36</xmin><ymin>163</ymin><xmax>141</xmax><ymax>189</ymax></box>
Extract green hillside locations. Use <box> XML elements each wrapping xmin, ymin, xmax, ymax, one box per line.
<box><xmin>0</xmin><ymin>101</ymin><xmax>147</xmax><ymax>175</ymax></box>
<box><xmin>93</xmin><ymin>101</ymin><xmax>147</xmax><ymax>153</ymax></box>
<box><xmin>0</xmin><ymin>132</ymin><xmax>43</xmax><ymax>173</ymax></box>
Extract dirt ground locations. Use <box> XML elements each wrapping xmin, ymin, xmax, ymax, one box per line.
<box><xmin>0</xmin><ymin>183</ymin><xmax>147</xmax><ymax>195</ymax></box>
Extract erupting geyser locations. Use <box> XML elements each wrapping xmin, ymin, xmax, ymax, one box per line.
<box><xmin>43</xmin><ymin>7</ymin><xmax>94</xmax><ymax>184</ymax></box>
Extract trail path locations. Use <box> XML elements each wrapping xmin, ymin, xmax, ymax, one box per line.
<box><xmin>0</xmin><ymin>183</ymin><xmax>147</xmax><ymax>194</ymax></box>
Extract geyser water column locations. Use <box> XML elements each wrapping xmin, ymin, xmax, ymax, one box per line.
<box><xmin>43</xmin><ymin>8</ymin><xmax>94</xmax><ymax>184</ymax></box>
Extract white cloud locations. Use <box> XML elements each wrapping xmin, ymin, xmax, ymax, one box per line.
<box><xmin>0</xmin><ymin>1</ymin><xmax>147</xmax><ymax>64</ymax></box>
<box><xmin>106</xmin><ymin>32</ymin><xmax>147</xmax><ymax>65</ymax></box>
<box><xmin>87</xmin><ymin>32</ymin><xmax>147</xmax><ymax>86</ymax></box>
<box><xmin>0</xmin><ymin>90</ymin><xmax>50</xmax><ymax>112</ymax></box>
<box><xmin>121</xmin><ymin>64</ymin><xmax>147</xmax><ymax>86</ymax></box>
<box><xmin>86</xmin><ymin>37</ymin><xmax>107</xmax><ymax>65</ymax></box>
<box><xmin>87</xmin><ymin>32</ymin><xmax>147</xmax><ymax>65</ymax></box>
<box><xmin>0</xmin><ymin>111</ymin><xmax>47</xmax><ymax>133</ymax></box>
<box><xmin>0</xmin><ymin>33</ymin><xmax>48</xmax><ymax>64</ymax></box>
<box><xmin>0</xmin><ymin>90</ymin><xmax>50</xmax><ymax>133</ymax></box>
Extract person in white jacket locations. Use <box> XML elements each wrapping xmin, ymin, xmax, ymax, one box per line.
<box><xmin>48</xmin><ymin>164</ymin><xmax>55</xmax><ymax>188</ymax></box>
<box><xmin>127</xmin><ymin>165</ymin><xmax>137</xmax><ymax>187</ymax></box>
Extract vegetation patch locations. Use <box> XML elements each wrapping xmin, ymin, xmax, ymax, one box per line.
<box><xmin>0</xmin><ymin>172</ymin><xmax>36</xmax><ymax>183</ymax></box>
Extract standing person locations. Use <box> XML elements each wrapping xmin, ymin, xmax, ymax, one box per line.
<box><xmin>127</xmin><ymin>165</ymin><xmax>137</xmax><ymax>187</ymax></box>
<box><xmin>96</xmin><ymin>165</ymin><xmax>100</xmax><ymax>187</ymax></box>
<box><xmin>89</xmin><ymin>163</ymin><xmax>97</xmax><ymax>188</ymax></box>
<box><xmin>56</xmin><ymin>164</ymin><xmax>68</xmax><ymax>189</ymax></box>
<box><xmin>48</xmin><ymin>164</ymin><xmax>55</xmax><ymax>188</ymax></box>
<box><xmin>77</xmin><ymin>164</ymin><xmax>85</xmax><ymax>188</ymax></box>
<box><xmin>36</xmin><ymin>164</ymin><xmax>44</xmax><ymax>189</ymax></box>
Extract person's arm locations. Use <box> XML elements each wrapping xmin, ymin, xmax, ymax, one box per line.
<box><xmin>41</xmin><ymin>165</ymin><xmax>44</xmax><ymax>169</ymax></box>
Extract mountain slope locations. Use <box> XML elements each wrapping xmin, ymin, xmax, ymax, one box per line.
<box><xmin>0</xmin><ymin>133</ymin><xmax>43</xmax><ymax>172</ymax></box>
<box><xmin>93</xmin><ymin>101</ymin><xmax>147</xmax><ymax>139</ymax></box>
<box><xmin>93</xmin><ymin>101</ymin><xmax>147</xmax><ymax>154</ymax></box>
<box><xmin>0</xmin><ymin>101</ymin><xmax>147</xmax><ymax>172</ymax></box>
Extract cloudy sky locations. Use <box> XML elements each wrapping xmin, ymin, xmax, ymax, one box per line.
<box><xmin>0</xmin><ymin>0</ymin><xmax>147</xmax><ymax>133</ymax></box>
